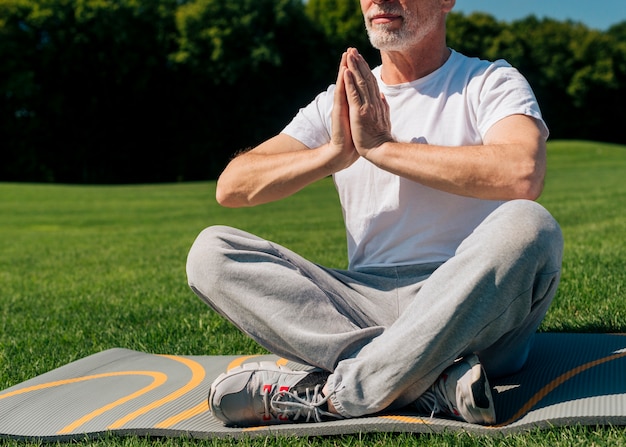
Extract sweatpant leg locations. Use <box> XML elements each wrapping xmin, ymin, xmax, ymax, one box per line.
<box><xmin>327</xmin><ymin>200</ymin><xmax>563</xmax><ymax>417</ymax></box>
<box><xmin>186</xmin><ymin>225</ymin><xmax>397</xmax><ymax>371</ymax></box>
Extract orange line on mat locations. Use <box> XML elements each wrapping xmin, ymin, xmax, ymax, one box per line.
<box><xmin>108</xmin><ymin>355</ymin><xmax>206</xmax><ymax>429</ymax></box>
<box><xmin>0</xmin><ymin>371</ymin><xmax>165</xmax><ymax>401</ymax></box>
<box><xmin>56</xmin><ymin>371</ymin><xmax>168</xmax><ymax>434</ymax></box>
<box><xmin>379</xmin><ymin>415</ymin><xmax>432</xmax><ymax>425</ymax></box>
<box><xmin>498</xmin><ymin>348</ymin><xmax>626</xmax><ymax>426</ymax></box>
<box><xmin>2</xmin><ymin>356</ymin><xmax>209</xmax><ymax>433</ymax></box>
<box><xmin>243</xmin><ymin>425</ymin><xmax>270</xmax><ymax>432</ymax></box>
<box><xmin>155</xmin><ymin>401</ymin><xmax>209</xmax><ymax>428</ymax></box>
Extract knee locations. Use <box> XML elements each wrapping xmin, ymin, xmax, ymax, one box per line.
<box><xmin>498</xmin><ymin>200</ymin><xmax>563</xmax><ymax>261</ymax></box>
<box><xmin>186</xmin><ymin>225</ymin><xmax>236</xmax><ymax>289</ymax></box>
<box><xmin>469</xmin><ymin>200</ymin><xmax>563</xmax><ymax>274</ymax></box>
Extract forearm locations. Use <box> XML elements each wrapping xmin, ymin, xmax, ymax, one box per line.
<box><xmin>365</xmin><ymin>140</ymin><xmax>545</xmax><ymax>201</ymax></box>
<box><xmin>216</xmin><ymin>141</ymin><xmax>336</xmax><ymax>208</ymax></box>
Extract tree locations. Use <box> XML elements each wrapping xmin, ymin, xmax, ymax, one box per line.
<box><xmin>170</xmin><ymin>0</ymin><xmax>333</xmax><ymax>179</ymax></box>
<box><xmin>0</xmin><ymin>0</ymin><xmax>182</xmax><ymax>182</ymax></box>
<box><xmin>607</xmin><ymin>21</ymin><xmax>626</xmax><ymax>42</ymax></box>
<box><xmin>490</xmin><ymin>17</ymin><xmax>626</xmax><ymax>142</ymax></box>
<box><xmin>446</xmin><ymin>12</ymin><xmax>504</xmax><ymax>59</ymax></box>
<box><xmin>1</xmin><ymin>2</ymin><xmax>625</xmax><ymax>183</ymax></box>
<box><xmin>0</xmin><ymin>0</ymin><xmax>53</xmax><ymax>180</ymax></box>
<box><xmin>305</xmin><ymin>0</ymin><xmax>380</xmax><ymax>67</ymax></box>
<box><xmin>0</xmin><ymin>0</ymin><xmax>332</xmax><ymax>182</ymax></box>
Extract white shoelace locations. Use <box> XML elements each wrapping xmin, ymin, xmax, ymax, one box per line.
<box><xmin>265</xmin><ymin>384</ymin><xmax>343</xmax><ymax>423</ymax></box>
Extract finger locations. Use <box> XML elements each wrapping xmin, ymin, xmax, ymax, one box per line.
<box><xmin>334</xmin><ymin>67</ymin><xmax>351</xmax><ymax>127</ymax></box>
<box><xmin>334</xmin><ymin>52</ymin><xmax>350</xmax><ymax>112</ymax></box>
<box><xmin>332</xmin><ymin>56</ymin><xmax>353</xmax><ymax>146</ymax></box>
<box><xmin>348</xmin><ymin>50</ymin><xmax>380</xmax><ymax>105</ymax></box>
<box><xmin>340</xmin><ymin>50</ymin><xmax>349</xmax><ymax>69</ymax></box>
<box><xmin>345</xmin><ymin>50</ymin><xmax>367</xmax><ymax>99</ymax></box>
<box><xmin>343</xmin><ymin>69</ymin><xmax>363</xmax><ymax>108</ymax></box>
<box><xmin>336</xmin><ymin>52</ymin><xmax>348</xmax><ymax>86</ymax></box>
<box><xmin>349</xmin><ymin>50</ymin><xmax>371</xmax><ymax>81</ymax></box>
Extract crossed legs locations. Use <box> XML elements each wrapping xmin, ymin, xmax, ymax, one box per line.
<box><xmin>186</xmin><ymin>199</ymin><xmax>563</xmax><ymax>418</ymax></box>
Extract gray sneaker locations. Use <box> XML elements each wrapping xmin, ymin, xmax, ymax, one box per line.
<box><xmin>414</xmin><ymin>354</ymin><xmax>496</xmax><ymax>425</ymax></box>
<box><xmin>208</xmin><ymin>361</ymin><xmax>342</xmax><ymax>426</ymax></box>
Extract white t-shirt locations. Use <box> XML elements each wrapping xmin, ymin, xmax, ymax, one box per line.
<box><xmin>282</xmin><ymin>50</ymin><xmax>548</xmax><ymax>270</ymax></box>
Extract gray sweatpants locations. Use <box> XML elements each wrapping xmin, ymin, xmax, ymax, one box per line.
<box><xmin>186</xmin><ymin>199</ymin><xmax>563</xmax><ymax>418</ymax></box>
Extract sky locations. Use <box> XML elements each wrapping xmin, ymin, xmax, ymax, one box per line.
<box><xmin>453</xmin><ymin>0</ymin><xmax>626</xmax><ymax>31</ymax></box>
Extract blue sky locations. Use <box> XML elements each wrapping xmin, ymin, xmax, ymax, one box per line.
<box><xmin>453</xmin><ymin>0</ymin><xmax>626</xmax><ymax>30</ymax></box>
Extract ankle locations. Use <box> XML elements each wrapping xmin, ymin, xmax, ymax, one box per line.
<box><xmin>322</xmin><ymin>384</ymin><xmax>339</xmax><ymax>414</ymax></box>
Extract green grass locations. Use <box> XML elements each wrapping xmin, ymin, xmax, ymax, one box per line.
<box><xmin>0</xmin><ymin>140</ymin><xmax>625</xmax><ymax>446</ymax></box>
<box><xmin>539</xmin><ymin>141</ymin><xmax>626</xmax><ymax>333</ymax></box>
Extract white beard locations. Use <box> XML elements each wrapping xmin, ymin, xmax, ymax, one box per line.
<box><xmin>365</xmin><ymin>5</ymin><xmax>439</xmax><ymax>52</ymax></box>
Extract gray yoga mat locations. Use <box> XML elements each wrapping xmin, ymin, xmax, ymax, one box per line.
<box><xmin>1</xmin><ymin>333</ymin><xmax>625</xmax><ymax>441</ymax></box>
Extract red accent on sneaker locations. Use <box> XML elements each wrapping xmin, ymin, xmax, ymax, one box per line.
<box><xmin>277</xmin><ymin>386</ymin><xmax>291</xmax><ymax>420</ymax></box>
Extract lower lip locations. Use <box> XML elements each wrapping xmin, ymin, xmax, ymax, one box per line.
<box><xmin>372</xmin><ymin>16</ymin><xmax>400</xmax><ymax>25</ymax></box>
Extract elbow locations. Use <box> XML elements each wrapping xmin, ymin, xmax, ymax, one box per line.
<box><xmin>215</xmin><ymin>188</ymin><xmax>232</xmax><ymax>207</ymax></box>
<box><xmin>511</xmin><ymin>162</ymin><xmax>545</xmax><ymax>201</ymax></box>
<box><xmin>528</xmin><ymin>173</ymin><xmax>545</xmax><ymax>200</ymax></box>
<box><xmin>215</xmin><ymin>178</ymin><xmax>246</xmax><ymax>208</ymax></box>
<box><xmin>516</xmin><ymin>178</ymin><xmax>544</xmax><ymax>201</ymax></box>
<box><xmin>216</xmin><ymin>191</ymin><xmax>247</xmax><ymax>209</ymax></box>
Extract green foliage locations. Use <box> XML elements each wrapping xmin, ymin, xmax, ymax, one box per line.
<box><xmin>608</xmin><ymin>21</ymin><xmax>626</xmax><ymax>41</ymax></box>
<box><xmin>305</xmin><ymin>0</ymin><xmax>379</xmax><ymax>63</ymax></box>
<box><xmin>446</xmin><ymin>12</ymin><xmax>505</xmax><ymax>58</ymax></box>
<box><xmin>168</xmin><ymin>0</ymin><xmax>332</xmax><ymax>183</ymax></box>
<box><xmin>173</xmin><ymin>0</ymin><xmax>326</xmax><ymax>85</ymax></box>
<box><xmin>0</xmin><ymin>0</ymin><xmax>332</xmax><ymax>183</ymax></box>
<box><xmin>0</xmin><ymin>0</ymin><xmax>182</xmax><ymax>182</ymax></box>
<box><xmin>1</xmin><ymin>2</ymin><xmax>626</xmax><ymax>184</ymax></box>
<box><xmin>447</xmin><ymin>13</ymin><xmax>626</xmax><ymax>144</ymax></box>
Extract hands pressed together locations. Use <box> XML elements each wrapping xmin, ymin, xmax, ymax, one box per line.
<box><xmin>328</xmin><ymin>48</ymin><xmax>394</xmax><ymax>173</ymax></box>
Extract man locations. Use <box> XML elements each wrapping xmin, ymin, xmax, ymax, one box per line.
<box><xmin>186</xmin><ymin>0</ymin><xmax>563</xmax><ymax>427</ymax></box>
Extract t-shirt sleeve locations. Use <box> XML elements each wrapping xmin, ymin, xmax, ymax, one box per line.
<box><xmin>281</xmin><ymin>85</ymin><xmax>335</xmax><ymax>149</ymax></box>
<box><xmin>476</xmin><ymin>60</ymin><xmax>549</xmax><ymax>140</ymax></box>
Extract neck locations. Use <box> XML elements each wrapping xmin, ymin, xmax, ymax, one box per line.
<box><xmin>379</xmin><ymin>40</ymin><xmax>451</xmax><ymax>85</ymax></box>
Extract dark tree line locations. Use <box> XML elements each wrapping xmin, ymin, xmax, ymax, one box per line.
<box><xmin>1</xmin><ymin>0</ymin><xmax>625</xmax><ymax>183</ymax></box>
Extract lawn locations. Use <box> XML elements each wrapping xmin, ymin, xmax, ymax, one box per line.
<box><xmin>0</xmin><ymin>140</ymin><xmax>625</xmax><ymax>446</ymax></box>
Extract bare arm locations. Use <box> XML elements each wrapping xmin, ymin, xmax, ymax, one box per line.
<box><xmin>362</xmin><ymin>115</ymin><xmax>546</xmax><ymax>200</ymax></box>
<box><xmin>216</xmin><ymin>134</ymin><xmax>333</xmax><ymax>207</ymax></box>
<box><xmin>343</xmin><ymin>48</ymin><xmax>547</xmax><ymax>201</ymax></box>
